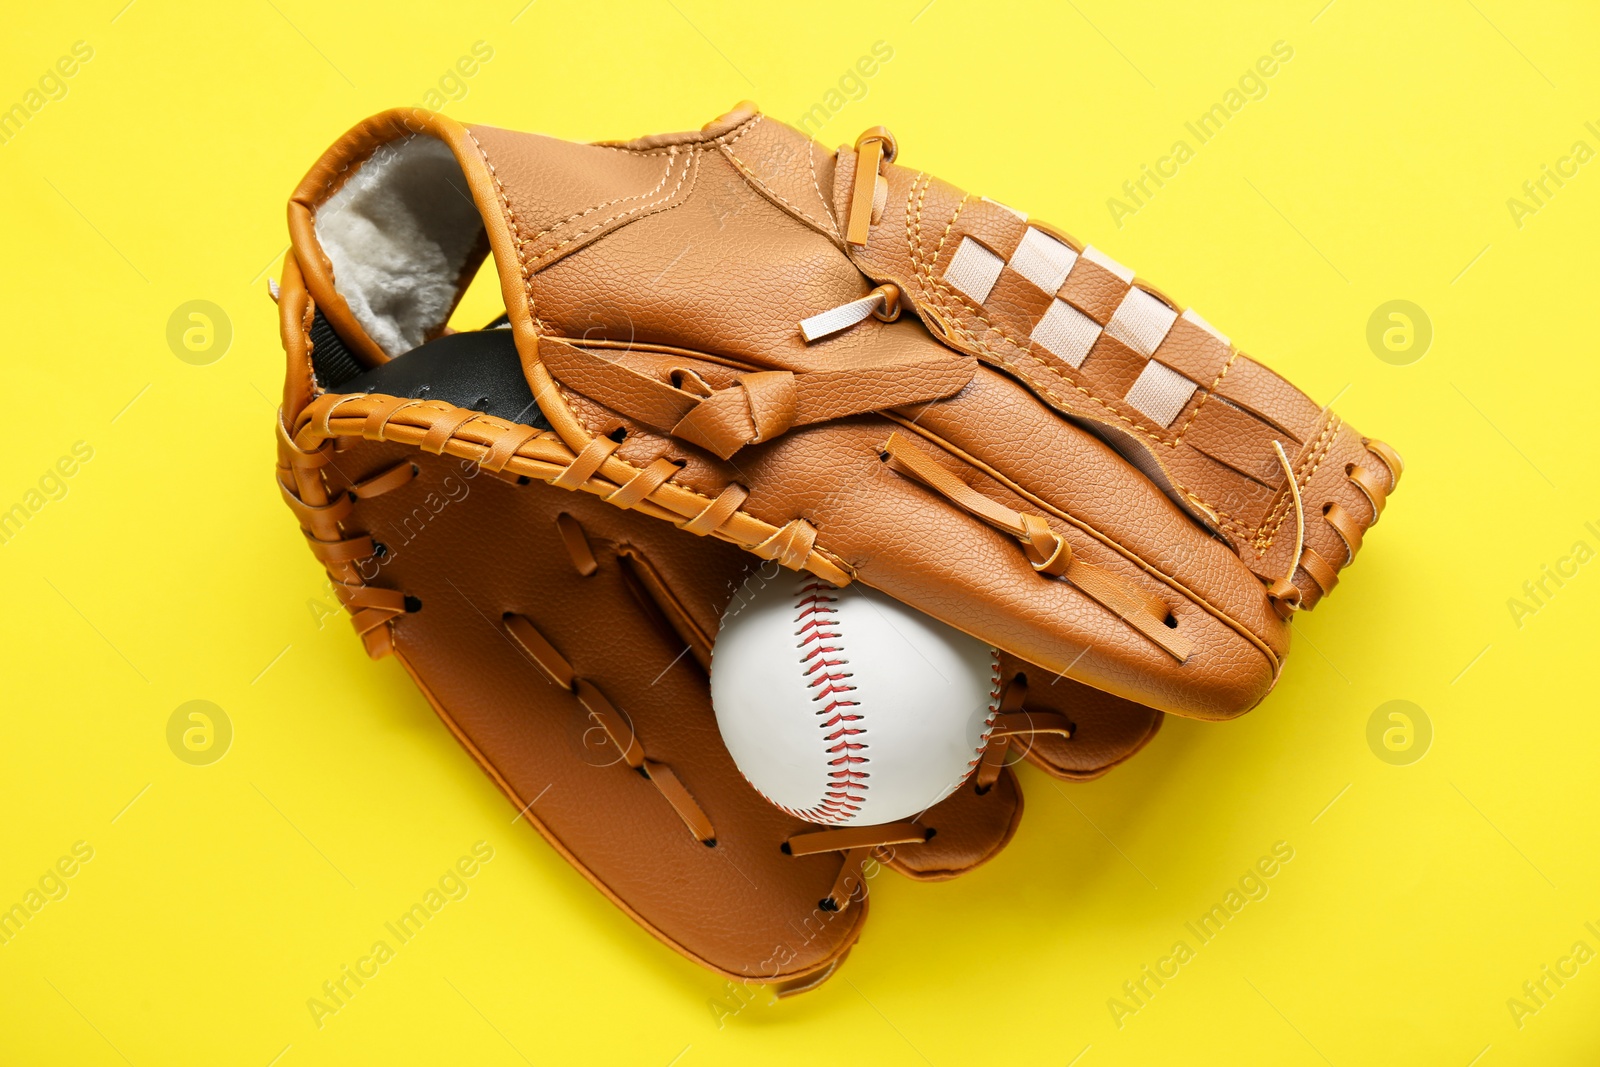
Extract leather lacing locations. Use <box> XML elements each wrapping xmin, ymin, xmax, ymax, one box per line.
<box><xmin>1267</xmin><ymin>436</ymin><xmax>1404</xmax><ymax>618</ymax></box>
<box><xmin>281</xmin><ymin>402</ymin><xmax>723</xmax><ymax>845</ymax></box>
<box><xmin>497</xmin><ymin>507</ymin><xmax>720</xmax><ymax>845</ymax></box>
<box><xmin>782</xmin><ymin>823</ymin><xmax>929</xmax><ymax>914</ymax></box>
<box><xmin>284</xmin><ymin>398</ymin><xmax>1056</xmax><ymax>909</ymax></box>
<box><xmin>276</xmin><ymin>415</ymin><xmax>420</xmax><ymax>659</ymax></box>
<box><xmin>972</xmin><ymin>673</ymin><xmax>1075</xmax><ymax>792</ymax></box>
<box><xmin>290</xmin><ymin>392</ymin><xmax>852</xmax><ymax>586</ymax></box>
<box><xmin>536</xmin><ymin>334</ymin><xmax>970</xmax><ymax>462</ymax></box>
<box><xmin>879</xmin><ymin>431</ymin><xmax>1193</xmax><ymax>662</ymax></box>
<box><xmin>774</xmin><ymin>674</ymin><xmax>1073</xmax><ymax>914</ymax></box>
<box><xmin>502</xmin><ymin>605</ymin><xmax>718</xmax><ymax>846</ymax></box>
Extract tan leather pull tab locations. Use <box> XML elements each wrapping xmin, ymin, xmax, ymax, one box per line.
<box><xmin>880</xmin><ymin>432</ymin><xmax>1193</xmax><ymax>662</ymax></box>
<box><xmin>846</xmin><ymin>127</ymin><xmax>896</xmax><ymax>246</ymax></box>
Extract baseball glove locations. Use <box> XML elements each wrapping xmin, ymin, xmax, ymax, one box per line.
<box><xmin>274</xmin><ymin>102</ymin><xmax>1397</xmax><ymax>988</ymax></box>
<box><xmin>275</xmin><ymin>282</ymin><xmax>1162</xmax><ymax>991</ymax></box>
<box><xmin>285</xmin><ymin>103</ymin><xmax>1400</xmax><ymax>722</ymax></box>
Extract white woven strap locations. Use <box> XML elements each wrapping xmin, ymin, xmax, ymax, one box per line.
<box><xmin>799</xmin><ymin>289</ymin><xmax>892</xmax><ymax>343</ymax></box>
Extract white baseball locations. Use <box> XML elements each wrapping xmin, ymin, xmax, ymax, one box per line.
<box><xmin>711</xmin><ymin>572</ymin><xmax>1000</xmax><ymax>827</ymax></box>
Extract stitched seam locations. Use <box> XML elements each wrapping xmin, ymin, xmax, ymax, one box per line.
<box><xmin>1168</xmin><ymin>348</ymin><xmax>1238</xmax><ymax>444</ymax></box>
<box><xmin>807</xmin><ymin>140</ymin><xmax>840</xmax><ymax>238</ymax></box>
<box><xmin>1251</xmin><ymin>414</ymin><xmax>1341</xmax><ymax>554</ymax></box>
<box><xmin>594</xmin><ymin>144</ymin><xmax>680</xmax><ymax>156</ymax></box>
<box><xmin>593</xmin><ymin>114</ymin><xmax>763</xmax><ymax>156</ymax></box>
<box><xmin>464</xmin><ymin>128</ymin><xmax>535</xmax><ymax>323</ymax></box>
<box><xmin>526</xmin><ymin>148</ymin><xmax>680</xmax><ymax>242</ymax></box>
<box><xmin>716</xmin><ymin>113</ymin><xmax>764</xmax><ymax>150</ymax></box>
<box><xmin>796</xmin><ymin>579</ymin><xmax>865</xmax><ymax>824</ymax></box>
<box><xmin>931</xmin><ymin>191</ymin><xmax>965</xmax><ymax>268</ymax></box>
<box><xmin>906</xmin><ymin>172</ymin><xmax>925</xmax><ymax>275</ymax></box>
<box><xmin>722</xmin><ymin>143</ymin><xmax>837</xmax><ymax>238</ymax></box>
<box><xmin>525</xmin><ymin>149</ymin><xmax>698</xmax><ymax>269</ymax></box>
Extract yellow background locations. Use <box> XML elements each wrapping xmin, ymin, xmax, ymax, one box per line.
<box><xmin>3</xmin><ymin>1</ymin><xmax>1597</xmax><ymax>1063</ymax></box>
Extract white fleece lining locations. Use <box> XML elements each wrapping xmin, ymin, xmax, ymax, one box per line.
<box><xmin>315</xmin><ymin>135</ymin><xmax>485</xmax><ymax>358</ymax></box>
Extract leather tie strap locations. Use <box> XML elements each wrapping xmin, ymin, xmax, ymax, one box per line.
<box><xmin>1347</xmin><ymin>463</ymin><xmax>1391</xmax><ymax>520</ymax></box>
<box><xmin>1363</xmin><ymin>438</ymin><xmax>1405</xmax><ymax>489</ymax></box>
<box><xmin>351</xmin><ymin>459</ymin><xmax>418</xmax><ymax>498</ymax></box>
<box><xmin>784</xmin><ymin>822</ymin><xmax>928</xmax><ymax>913</ymax></box>
<box><xmin>538</xmin><ymin>337</ymin><xmax>974</xmax><ymax>460</ymax></box>
<box><xmin>605</xmin><ymin>458</ymin><xmax>681</xmax><ymax>510</ymax></box>
<box><xmin>670</xmin><ymin>370</ymin><xmax>799</xmax><ymax>456</ymax></box>
<box><xmin>639</xmin><ymin>760</ymin><xmax>716</xmax><ymax>844</ymax></box>
<box><xmin>880</xmin><ymin>432</ymin><xmax>1192</xmax><ymax>662</ymax></box>
<box><xmin>503</xmin><ymin>613</ymin><xmax>716</xmax><ymax>844</ymax></box>
<box><xmin>846</xmin><ymin>126</ymin><xmax>896</xmax><ymax>246</ymax></box>
<box><xmin>1323</xmin><ymin>502</ymin><xmax>1364</xmax><ymax>564</ymax></box>
<box><xmin>554</xmin><ymin>512</ymin><xmax>599</xmax><ymax>576</ymax></box>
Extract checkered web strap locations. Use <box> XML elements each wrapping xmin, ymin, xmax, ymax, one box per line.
<box><xmin>838</xmin><ymin>121</ymin><xmax>1403</xmax><ymax>612</ymax></box>
<box><xmin>942</xmin><ymin>226</ymin><xmax>1226</xmax><ymax>428</ymax></box>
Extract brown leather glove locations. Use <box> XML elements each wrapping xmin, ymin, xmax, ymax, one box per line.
<box><xmin>284</xmin><ymin>103</ymin><xmax>1400</xmax><ymax>723</ymax></box>
<box><xmin>274</xmin><ymin>102</ymin><xmax>1398</xmax><ymax>989</ymax></box>
<box><xmin>274</xmin><ymin>306</ymin><xmax>1159</xmax><ymax>992</ymax></box>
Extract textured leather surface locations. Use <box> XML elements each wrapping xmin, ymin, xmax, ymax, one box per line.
<box><xmin>829</xmin><ymin>139</ymin><xmax>1396</xmax><ymax>608</ymax></box>
<box><xmin>278</xmin><ymin>313</ymin><xmax>1180</xmax><ymax>987</ymax></box>
<box><xmin>278</xmin><ymin>312</ymin><xmax>1179</xmax><ymax>977</ymax></box>
<box><xmin>281</xmin><ymin>106</ymin><xmax>1402</xmax><ymax>723</ymax></box>
<box><xmin>553</xmin><ymin>345</ymin><xmax>1281</xmax><ymax>719</ymax></box>
<box><xmin>347</xmin><ymin>327</ymin><xmax>1168</xmax><ymax>775</ymax></box>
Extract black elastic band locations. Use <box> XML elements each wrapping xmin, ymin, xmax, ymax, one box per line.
<box><xmin>309</xmin><ymin>310</ymin><xmax>364</xmax><ymax>390</ymax></box>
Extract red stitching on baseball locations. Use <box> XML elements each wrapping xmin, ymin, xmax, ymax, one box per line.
<box><xmin>793</xmin><ymin>578</ymin><xmax>865</xmax><ymax>824</ymax></box>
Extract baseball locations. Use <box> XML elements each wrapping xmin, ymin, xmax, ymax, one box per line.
<box><xmin>711</xmin><ymin>571</ymin><xmax>1000</xmax><ymax>827</ymax></box>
